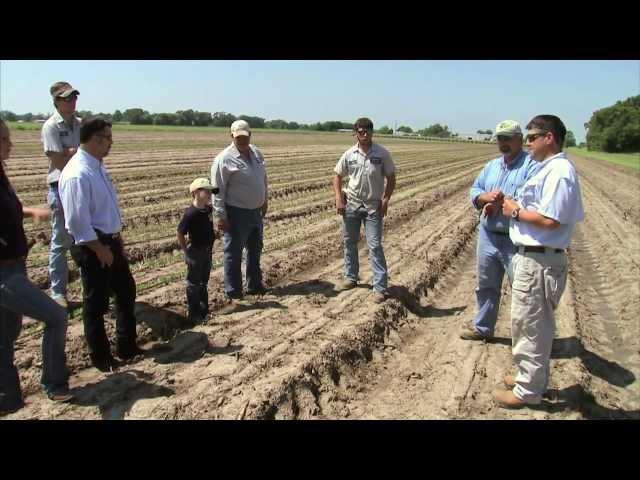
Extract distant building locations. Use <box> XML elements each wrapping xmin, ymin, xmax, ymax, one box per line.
<box><xmin>337</xmin><ymin>129</ymin><xmax>352</xmax><ymax>133</ymax></box>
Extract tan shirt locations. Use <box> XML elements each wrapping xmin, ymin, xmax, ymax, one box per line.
<box><xmin>41</xmin><ymin>111</ymin><xmax>81</xmax><ymax>184</ymax></box>
<box><xmin>334</xmin><ymin>142</ymin><xmax>396</xmax><ymax>213</ymax></box>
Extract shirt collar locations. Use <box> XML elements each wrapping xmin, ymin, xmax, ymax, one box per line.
<box><xmin>538</xmin><ymin>151</ymin><xmax>567</xmax><ymax>168</ymax></box>
<box><xmin>230</xmin><ymin>143</ymin><xmax>253</xmax><ymax>159</ymax></box>
<box><xmin>53</xmin><ymin>110</ymin><xmax>80</xmax><ymax>127</ymax></box>
<box><xmin>502</xmin><ymin>149</ymin><xmax>526</xmax><ymax>169</ymax></box>
<box><xmin>355</xmin><ymin>142</ymin><xmax>377</xmax><ymax>156</ymax></box>
<box><xmin>77</xmin><ymin>148</ymin><xmax>103</xmax><ymax>171</ymax></box>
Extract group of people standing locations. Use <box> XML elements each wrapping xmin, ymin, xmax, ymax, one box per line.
<box><xmin>1</xmin><ymin>79</ymin><xmax>583</xmax><ymax>416</ymax></box>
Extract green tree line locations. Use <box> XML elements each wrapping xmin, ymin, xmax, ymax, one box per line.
<box><xmin>585</xmin><ymin>95</ymin><xmax>640</xmax><ymax>153</ymax></box>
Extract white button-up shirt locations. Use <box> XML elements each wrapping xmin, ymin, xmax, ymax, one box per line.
<box><xmin>41</xmin><ymin>111</ymin><xmax>81</xmax><ymax>184</ymax></box>
<box><xmin>211</xmin><ymin>143</ymin><xmax>268</xmax><ymax>220</ymax></box>
<box><xmin>510</xmin><ymin>152</ymin><xmax>585</xmax><ymax>249</ymax></box>
<box><xmin>58</xmin><ymin>148</ymin><xmax>123</xmax><ymax>244</ymax></box>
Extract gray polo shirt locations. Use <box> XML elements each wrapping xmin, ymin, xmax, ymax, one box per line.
<box><xmin>334</xmin><ymin>142</ymin><xmax>396</xmax><ymax>213</ymax></box>
<box><xmin>41</xmin><ymin>111</ymin><xmax>81</xmax><ymax>184</ymax></box>
<box><xmin>211</xmin><ymin>143</ymin><xmax>268</xmax><ymax>220</ymax></box>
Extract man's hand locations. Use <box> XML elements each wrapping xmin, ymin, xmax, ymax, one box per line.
<box><xmin>217</xmin><ymin>218</ymin><xmax>230</xmax><ymax>233</ymax></box>
<box><xmin>482</xmin><ymin>202</ymin><xmax>496</xmax><ymax>218</ymax></box>
<box><xmin>502</xmin><ymin>197</ymin><xmax>520</xmax><ymax>217</ymax></box>
<box><xmin>380</xmin><ymin>198</ymin><xmax>390</xmax><ymax>217</ymax></box>
<box><xmin>479</xmin><ymin>190</ymin><xmax>505</xmax><ymax>207</ymax></box>
<box><xmin>94</xmin><ymin>243</ymin><xmax>114</xmax><ymax>268</ymax></box>
<box><xmin>336</xmin><ymin>194</ymin><xmax>346</xmax><ymax>215</ymax></box>
<box><xmin>23</xmin><ymin>207</ymin><xmax>50</xmax><ymax>224</ymax></box>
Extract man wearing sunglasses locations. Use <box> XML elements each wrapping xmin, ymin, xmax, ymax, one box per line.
<box><xmin>59</xmin><ymin>118</ymin><xmax>143</xmax><ymax>372</ymax></box>
<box><xmin>333</xmin><ymin>118</ymin><xmax>396</xmax><ymax>303</ymax></box>
<box><xmin>462</xmin><ymin>120</ymin><xmax>539</xmax><ymax>342</ymax></box>
<box><xmin>494</xmin><ymin>115</ymin><xmax>584</xmax><ymax>409</ymax></box>
<box><xmin>41</xmin><ymin>82</ymin><xmax>81</xmax><ymax>310</ymax></box>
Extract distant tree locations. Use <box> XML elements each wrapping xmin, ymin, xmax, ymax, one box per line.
<box><xmin>123</xmin><ymin>108</ymin><xmax>146</xmax><ymax>123</ymax></box>
<box><xmin>476</xmin><ymin>129</ymin><xmax>485</xmax><ymax>134</ymax></box>
<box><xmin>77</xmin><ymin>110</ymin><xmax>93</xmax><ymax>119</ymax></box>
<box><xmin>586</xmin><ymin>95</ymin><xmax>640</xmax><ymax>152</ymax></box>
<box><xmin>419</xmin><ymin>123</ymin><xmax>451</xmax><ymax>138</ymax></box>
<box><xmin>211</xmin><ymin>111</ymin><xmax>237</xmax><ymax>127</ymax></box>
<box><xmin>578</xmin><ymin>142</ymin><xmax>586</xmax><ymax>148</ymax></box>
<box><xmin>265</xmin><ymin>119</ymin><xmax>288</xmax><ymax>129</ymax></box>
<box><xmin>153</xmin><ymin>113</ymin><xmax>178</xmax><ymax>125</ymax></box>
<box><xmin>193</xmin><ymin>111</ymin><xmax>212</xmax><ymax>126</ymax></box>
<box><xmin>286</xmin><ymin>121</ymin><xmax>300</xmax><ymax>130</ymax></box>
<box><xmin>0</xmin><ymin>111</ymin><xmax>17</xmax><ymax>121</ymax></box>
<box><xmin>112</xmin><ymin>110</ymin><xmax>123</xmax><ymax>122</ymax></box>
<box><xmin>21</xmin><ymin>113</ymin><xmax>34</xmax><ymax>122</ymax></box>
<box><xmin>397</xmin><ymin>125</ymin><xmax>413</xmax><ymax>133</ymax></box>
<box><xmin>486</xmin><ymin>129</ymin><xmax>493</xmax><ymax>135</ymax></box>
<box><xmin>238</xmin><ymin>115</ymin><xmax>265</xmax><ymax>129</ymax></box>
<box><xmin>565</xmin><ymin>131</ymin><xmax>577</xmax><ymax>147</ymax></box>
<box><xmin>377</xmin><ymin>126</ymin><xmax>393</xmax><ymax>135</ymax></box>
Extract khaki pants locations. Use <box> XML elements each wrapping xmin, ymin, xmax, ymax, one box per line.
<box><xmin>511</xmin><ymin>250</ymin><xmax>568</xmax><ymax>403</ymax></box>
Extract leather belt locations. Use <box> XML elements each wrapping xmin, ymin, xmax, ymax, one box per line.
<box><xmin>518</xmin><ymin>246</ymin><xmax>564</xmax><ymax>254</ymax></box>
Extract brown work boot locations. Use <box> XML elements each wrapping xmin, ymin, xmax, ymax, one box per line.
<box><xmin>492</xmin><ymin>389</ymin><xmax>526</xmax><ymax>409</ymax></box>
<box><xmin>459</xmin><ymin>326</ymin><xmax>489</xmax><ymax>341</ymax></box>
<box><xmin>372</xmin><ymin>291</ymin><xmax>387</xmax><ymax>304</ymax></box>
<box><xmin>337</xmin><ymin>279</ymin><xmax>357</xmax><ymax>291</ymax></box>
<box><xmin>504</xmin><ymin>374</ymin><xmax>517</xmax><ymax>388</ymax></box>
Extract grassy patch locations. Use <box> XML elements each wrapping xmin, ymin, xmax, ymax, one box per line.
<box><xmin>568</xmin><ymin>147</ymin><xmax>640</xmax><ymax>171</ymax></box>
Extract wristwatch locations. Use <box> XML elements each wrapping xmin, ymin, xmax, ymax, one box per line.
<box><xmin>511</xmin><ymin>207</ymin><xmax>521</xmax><ymax>221</ymax></box>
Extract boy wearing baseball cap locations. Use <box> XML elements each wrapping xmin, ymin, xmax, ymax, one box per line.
<box><xmin>177</xmin><ymin>178</ymin><xmax>219</xmax><ymax>326</ymax></box>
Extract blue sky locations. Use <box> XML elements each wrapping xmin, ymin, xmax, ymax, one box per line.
<box><xmin>1</xmin><ymin>60</ymin><xmax>638</xmax><ymax>142</ymax></box>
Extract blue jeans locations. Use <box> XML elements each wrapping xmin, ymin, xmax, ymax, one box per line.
<box><xmin>47</xmin><ymin>184</ymin><xmax>73</xmax><ymax>299</ymax></box>
<box><xmin>0</xmin><ymin>260</ymin><xmax>69</xmax><ymax>408</ymax></box>
<box><xmin>473</xmin><ymin>225</ymin><xmax>516</xmax><ymax>337</ymax></box>
<box><xmin>186</xmin><ymin>244</ymin><xmax>213</xmax><ymax>319</ymax></box>
<box><xmin>342</xmin><ymin>204</ymin><xmax>388</xmax><ymax>293</ymax></box>
<box><xmin>223</xmin><ymin>206</ymin><xmax>264</xmax><ymax>297</ymax></box>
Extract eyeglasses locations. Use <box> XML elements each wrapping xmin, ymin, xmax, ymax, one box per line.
<box><xmin>57</xmin><ymin>95</ymin><xmax>78</xmax><ymax>103</ymax></box>
<box><xmin>526</xmin><ymin>131</ymin><xmax>548</xmax><ymax>143</ymax></box>
<box><xmin>356</xmin><ymin>128</ymin><xmax>372</xmax><ymax>135</ymax></box>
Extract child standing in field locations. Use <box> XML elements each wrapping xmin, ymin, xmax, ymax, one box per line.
<box><xmin>177</xmin><ymin>178</ymin><xmax>219</xmax><ymax>326</ymax></box>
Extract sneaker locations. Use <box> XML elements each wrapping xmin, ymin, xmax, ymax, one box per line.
<box><xmin>46</xmin><ymin>389</ymin><xmax>75</xmax><ymax>403</ymax></box>
<box><xmin>92</xmin><ymin>356</ymin><xmax>120</xmax><ymax>373</ymax></box>
<box><xmin>459</xmin><ymin>326</ymin><xmax>490</xmax><ymax>341</ymax></box>
<box><xmin>116</xmin><ymin>345</ymin><xmax>145</xmax><ymax>360</ymax></box>
<box><xmin>372</xmin><ymin>291</ymin><xmax>387</xmax><ymax>304</ymax></box>
<box><xmin>338</xmin><ymin>279</ymin><xmax>357</xmax><ymax>291</ymax></box>
<box><xmin>246</xmin><ymin>285</ymin><xmax>269</xmax><ymax>296</ymax></box>
<box><xmin>492</xmin><ymin>389</ymin><xmax>527</xmax><ymax>409</ymax></box>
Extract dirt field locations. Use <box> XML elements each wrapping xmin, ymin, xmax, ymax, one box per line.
<box><xmin>3</xmin><ymin>128</ymin><xmax>638</xmax><ymax>420</ymax></box>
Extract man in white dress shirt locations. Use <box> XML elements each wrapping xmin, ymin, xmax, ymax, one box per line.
<box><xmin>59</xmin><ymin>118</ymin><xmax>142</xmax><ymax>372</ymax></box>
<box><xmin>495</xmin><ymin>114</ymin><xmax>585</xmax><ymax>408</ymax></box>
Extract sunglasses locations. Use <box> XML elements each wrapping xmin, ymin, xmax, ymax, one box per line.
<box><xmin>57</xmin><ymin>96</ymin><xmax>78</xmax><ymax>103</ymax></box>
<box><xmin>356</xmin><ymin>128</ymin><xmax>372</xmax><ymax>135</ymax></box>
<box><xmin>526</xmin><ymin>131</ymin><xmax>548</xmax><ymax>143</ymax></box>
<box><xmin>496</xmin><ymin>135</ymin><xmax>513</xmax><ymax>142</ymax></box>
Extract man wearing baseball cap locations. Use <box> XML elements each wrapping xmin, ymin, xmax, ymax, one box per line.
<box><xmin>41</xmin><ymin>81</ymin><xmax>81</xmax><ymax>309</ymax></box>
<box><xmin>496</xmin><ymin>115</ymin><xmax>584</xmax><ymax>408</ymax></box>
<box><xmin>211</xmin><ymin>120</ymin><xmax>269</xmax><ymax>300</ymax></box>
<box><xmin>461</xmin><ymin>120</ymin><xmax>540</xmax><ymax>341</ymax></box>
<box><xmin>177</xmin><ymin>178</ymin><xmax>219</xmax><ymax>325</ymax></box>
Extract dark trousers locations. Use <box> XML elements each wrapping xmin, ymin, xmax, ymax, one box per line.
<box><xmin>70</xmin><ymin>235</ymin><xmax>137</xmax><ymax>362</ymax></box>
<box><xmin>185</xmin><ymin>244</ymin><xmax>212</xmax><ymax>320</ymax></box>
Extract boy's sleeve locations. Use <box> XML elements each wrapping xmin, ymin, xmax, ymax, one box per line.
<box><xmin>177</xmin><ymin>210</ymin><xmax>190</xmax><ymax>235</ymax></box>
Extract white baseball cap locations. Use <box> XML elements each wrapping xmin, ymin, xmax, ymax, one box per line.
<box><xmin>230</xmin><ymin>119</ymin><xmax>251</xmax><ymax>137</ymax></box>
<box><xmin>493</xmin><ymin>120</ymin><xmax>522</xmax><ymax>138</ymax></box>
<box><xmin>189</xmin><ymin>177</ymin><xmax>219</xmax><ymax>194</ymax></box>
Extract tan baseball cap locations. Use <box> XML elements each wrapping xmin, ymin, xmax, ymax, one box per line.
<box><xmin>189</xmin><ymin>178</ymin><xmax>219</xmax><ymax>194</ymax></box>
<box><xmin>230</xmin><ymin>119</ymin><xmax>251</xmax><ymax>137</ymax></box>
<box><xmin>50</xmin><ymin>81</ymin><xmax>80</xmax><ymax>98</ymax></box>
<box><xmin>494</xmin><ymin>120</ymin><xmax>522</xmax><ymax>138</ymax></box>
